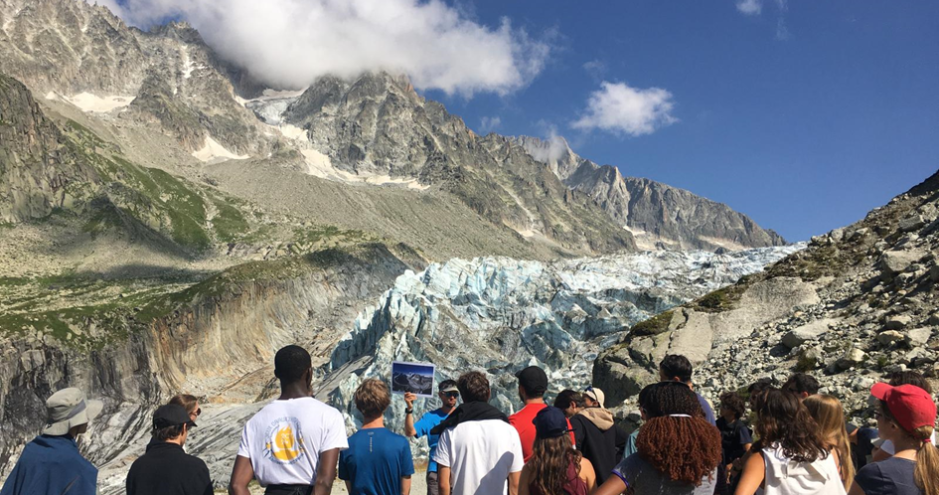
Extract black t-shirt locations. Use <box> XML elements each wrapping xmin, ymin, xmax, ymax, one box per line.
<box><xmin>126</xmin><ymin>442</ymin><xmax>213</xmax><ymax>495</ymax></box>
<box><xmin>715</xmin><ymin>418</ymin><xmax>752</xmax><ymax>466</ymax></box>
<box><xmin>854</xmin><ymin>456</ymin><xmax>921</xmax><ymax>495</ymax></box>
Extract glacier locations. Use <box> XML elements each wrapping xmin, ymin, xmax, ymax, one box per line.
<box><xmin>318</xmin><ymin>245</ymin><xmax>803</xmax><ymax>458</ymax></box>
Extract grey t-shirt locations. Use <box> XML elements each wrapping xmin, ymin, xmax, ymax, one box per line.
<box><xmin>854</xmin><ymin>457</ymin><xmax>921</xmax><ymax>495</ymax></box>
<box><xmin>612</xmin><ymin>454</ymin><xmax>717</xmax><ymax>495</ymax></box>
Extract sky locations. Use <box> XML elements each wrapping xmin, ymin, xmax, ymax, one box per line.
<box><xmin>109</xmin><ymin>0</ymin><xmax>939</xmax><ymax>242</ymax></box>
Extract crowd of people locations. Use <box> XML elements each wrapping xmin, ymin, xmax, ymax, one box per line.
<box><xmin>1</xmin><ymin>345</ymin><xmax>937</xmax><ymax>495</ymax></box>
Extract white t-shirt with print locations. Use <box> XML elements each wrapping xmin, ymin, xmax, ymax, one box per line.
<box><xmin>433</xmin><ymin>419</ymin><xmax>524</xmax><ymax>495</ymax></box>
<box><xmin>237</xmin><ymin>397</ymin><xmax>348</xmax><ymax>487</ymax></box>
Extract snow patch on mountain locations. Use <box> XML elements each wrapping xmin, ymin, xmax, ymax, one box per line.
<box><xmin>192</xmin><ymin>135</ymin><xmax>249</xmax><ymax>162</ymax></box>
<box><xmin>45</xmin><ymin>91</ymin><xmax>133</xmax><ymax>113</ymax></box>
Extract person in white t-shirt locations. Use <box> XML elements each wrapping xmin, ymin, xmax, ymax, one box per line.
<box><xmin>432</xmin><ymin>371</ymin><xmax>524</xmax><ymax>495</ymax></box>
<box><xmin>229</xmin><ymin>345</ymin><xmax>349</xmax><ymax>495</ymax></box>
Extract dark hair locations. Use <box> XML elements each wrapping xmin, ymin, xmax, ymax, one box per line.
<box><xmin>636</xmin><ymin>382</ymin><xmax>721</xmax><ymax>485</ymax></box>
<box><xmin>439</xmin><ymin>379</ymin><xmax>458</xmax><ymax>391</ymax></box>
<box><xmin>554</xmin><ymin>389</ymin><xmax>585</xmax><ymax>409</ymax></box>
<box><xmin>720</xmin><ymin>392</ymin><xmax>747</xmax><ymax>420</ymax></box>
<box><xmin>748</xmin><ymin>379</ymin><xmax>775</xmax><ymax>410</ymax></box>
<box><xmin>152</xmin><ymin>424</ymin><xmax>185</xmax><ymax>442</ymax></box>
<box><xmin>354</xmin><ymin>378</ymin><xmax>390</xmax><ymax>418</ymax></box>
<box><xmin>274</xmin><ymin>345</ymin><xmax>312</xmax><ymax>383</ymax></box>
<box><xmin>888</xmin><ymin>371</ymin><xmax>933</xmax><ymax>394</ymax></box>
<box><xmin>660</xmin><ymin>355</ymin><xmax>693</xmax><ymax>383</ymax></box>
<box><xmin>784</xmin><ymin>373</ymin><xmax>820</xmax><ymax>396</ymax></box>
<box><xmin>457</xmin><ymin>371</ymin><xmax>490</xmax><ymax>403</ymax></box>
<box><xmin>756</xmin><ymin>389</ymin><xmax>828</xmax><ymax>463</ymax></box>
<box><xmin>527</xmin><ymin>434</ymin><xmax>582</xmax><ymax>495</ymax></box>
<box><xmin>168</xmin><ymin>394</ymin><xmax>199</xmax><ymax>415</ymax></box>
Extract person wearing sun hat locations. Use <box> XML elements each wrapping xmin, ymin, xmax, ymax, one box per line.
<box><xmin>849</xmin><ymin>383</ymin><xmax>939</xmax><ymax>495</ymax></box>
<box><xmin>518</xmin><ymin>406</ymin><xmax>596</xmax><ymax>495</ymax></box>
<box><xmin>0</xmin><ymin>387</ymin><xmax>102</xmax><ymax>495</ymax></box>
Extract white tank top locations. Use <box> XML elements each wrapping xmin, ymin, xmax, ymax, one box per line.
<box><xmin>759</xmin><ymin>444</ymin><xmax>846</xmax><ymax>495</ymax></box>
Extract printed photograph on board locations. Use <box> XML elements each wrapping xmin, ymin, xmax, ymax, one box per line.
<box><xmin>391</xmin><ymin>361</ymin><xmax>436</xmax><ymax>397</ymax></box>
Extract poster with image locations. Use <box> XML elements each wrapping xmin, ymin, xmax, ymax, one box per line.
<box><xmin>391</xmin><ymin>361</ymin><xmax>436</xmax><ymax>397</ymax></box>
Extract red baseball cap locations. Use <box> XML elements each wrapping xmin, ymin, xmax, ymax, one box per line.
<box><xmin>871</xmin><ymin>383</ymin><xmax>937</xmax><ymax>434</ymax></box>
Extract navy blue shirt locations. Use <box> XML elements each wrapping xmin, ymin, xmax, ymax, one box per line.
<box><xmin>854</xmin><ymin>456</ymin><xmax>921</xmax><ymax>495</ymax></box>
<box><xmin>0</xmin><ymin>435</ymin><xmax>97</xmax><ymax>495</ymax></box>
<box><xmin>339</xmin><ymin>428</ymin><xmax>415</xmax><ymax>495</ymax></box>
<box><xmin>413</xmin><ymin>409</ymin><xmax>449</xmax><ymax>472</ymax></box>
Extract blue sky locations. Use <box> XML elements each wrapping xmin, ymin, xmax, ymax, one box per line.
<box><xmin>422</xmin><ymin>1</ymin><xmax>939</xmax><ymax>242</ymax></box>
<box><xmin>116</xmin><ymin>0</ymin><xmax>938</xmax><ymax>243</ymax></box>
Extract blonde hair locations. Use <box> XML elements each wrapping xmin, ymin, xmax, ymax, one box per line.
<box><xmin>913</xmin><ymin>425</ymin><xmax>939</xmax><ymax>495</ymax></box>
<box><xmin>804</xmin><ymin>395</ymin><xmax>854</xmax><ymax>490</ymax></box>
<box><xmin>354</xmin><ymin>378</ymin><xmax>391</xmax><ymax>419</ymax></box>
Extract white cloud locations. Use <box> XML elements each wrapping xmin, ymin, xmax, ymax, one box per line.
<box><xmin>571</xmin><ymin>82</ymin><xmax>677</xmax><ymax>137</ymax></box>
<box><xmin>736</xmin><ymin>0</ymin><xmax>762</xmax><ymax>15</ymax></box>
<box><xmin>582</xmin><ymin>59</ymin><xmax>607</xmax><ymax>79</ymax></box>
<box><xmin>108</xmin><ymin>0</ymin><xmax>551</xmax><ymax>96</ymax></box>
<box><xmin>479</xmin><ymin>116</ymin><xmax>502</xmax><ymax>133</ymax></box>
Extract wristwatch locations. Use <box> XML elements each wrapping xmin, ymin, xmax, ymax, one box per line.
<box><xmin>406</xmin><ymin>408</ymin><xmax>413</xmax><ymax>415</ymax></box>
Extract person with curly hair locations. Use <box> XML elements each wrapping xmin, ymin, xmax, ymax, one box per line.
<box><xmin>519</xmin><ymin>407</ymin><xmax>596</xmax><ymax>495</ymax></box>
<box><xmin>804</xmin><ymin>394</ymin><xmax>855</xmax><ymax>491</ymax></box>
<box><xmin>717</xmin><ymin>392</ymin><xmax>752</xmax><ymax>484</ymax></box>
<box><xmin>594</xmin><ymin>382</ymin><xmax>721</xmax><ymax>495</ymax></box>
<box><xmin>735</xmin><ymin>389</ymin><xmax>844</xmax><ymax>495</ymax></box>
<box><xmin>849</xmin><ymin>383</ymin><xmax>939</xmax><ymax>495</ymax></box>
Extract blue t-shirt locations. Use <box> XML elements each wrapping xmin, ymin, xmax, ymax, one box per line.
<box><xmin>696</xmin><ymin>393</ymin><xmax>716</xmax><ymax>426</ymax></box>
<box><xmin>0</xmin><ymin>435</ymin><xmax>97</xmax><ymax>495</ymax></box>
<box><xmin>339</xmin><ymin>428</ymin><xmax>414</xmax><ymax>495</ymax></box>
<box><xmin>413</xmin><ymin>409</ymin><xmax>449</xmax><ymax>473</ymax></box>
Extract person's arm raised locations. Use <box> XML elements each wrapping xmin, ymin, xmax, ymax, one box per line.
<box><xmin>228</xmin><ymin>456</ymin><xmax>254</xmax><ymax>495</ymax></box>
<box><xmin>313</xmin><ymin>448</ymin><xmax>340</xmax><ymax>495</ymax></box>
<box><xmin>404</xmin><ymin>392</ymin><xmax>418</xmax><ymax>437</ymax></box>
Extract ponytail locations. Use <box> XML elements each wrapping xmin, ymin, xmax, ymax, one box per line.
<box><xmin>914</xmin><ymin>426</ymin><xmax>939</xmax><ymax>495</ymax></box>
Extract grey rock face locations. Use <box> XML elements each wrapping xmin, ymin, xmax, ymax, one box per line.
<box><xmin>282</xmin><ymin>72</ymin><xmax>636</xmax><ymax>255</ymax></box>
<box><xmin>515</xmin><ymin>136</ymin><xmax>787</xmax><ymax>251</ymax></box>
<box><xmin>593</xmin><ymin>168</ymin><xmax>939</xmax><ymax>428</ymax></box>
<box><xmin>0</xmin><ymin>0</ymin><xmax>266</xmax><ymax>154</ymax></box>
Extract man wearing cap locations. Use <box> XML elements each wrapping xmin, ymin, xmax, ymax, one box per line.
<box><xmin>509</xmin><ymin>366</ymin><xmax>575</xmax><ymax>462</ymax></box>
<box><xmin>569</xmin><ymin>386</ymin><xmax>627</xmax><ymax>484</ymax></box>
<box><xmin>852</xmin><ymin>383</ymin><xmax>939</xmax><ymax>495</ymax></box>
<box><xmin>126</xmin><ymin>404</ymin><xmax>212</xmax><ymax>495</ymax></box>
<box><xmin>0</xmin><ymin>387</ymin><xmax>102</xmax><ymax>495</ymax></box>
<box><xmin>404</xmin><ymin>379</ymin><xmax>460</xmax><ymax>495</ymax></box>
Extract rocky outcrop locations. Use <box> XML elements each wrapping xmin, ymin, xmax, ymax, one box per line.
<box><xmin>0</xmin><ymin>0</ymin><xmax>265</xmax><ymax>154</ymax></box>
<box><xmin>594</xmin><ymin>169</ymin><xmax>939</xmax><ymax>426</ymax></box>
<box><xmin>515</xmin><ymin>136</ymin><xmax>787</xmax><ymax>251</ymax></box>
<box><xmin>282</xmin><ymin>72</ymin><xmax>636</xmax><ymax>255</ymax></box>
<box><xmin>0</xmin><ymin>243</ymin><xmax>418</xmax><ymax>491</ymax></box>
<box><xmin>0</xmin><ymin>72</ymin><xmax>100</xmax><ymax>223</ymax></box>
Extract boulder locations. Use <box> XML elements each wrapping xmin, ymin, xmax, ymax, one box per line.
<box><xmin>837</xmin><ymin>348</ymin><xmax>867</xmax><ymax>370</ymax></box>
<box><xmin>880</xmin><ymin>249</ymin><xmax>924</xmax><ymax>280</ymax></box>
<box><xmin>884</xmin><ymin>315</ymin><xmax>912</xmax><ymax>330</ymax></box>
<box><xmin>907</xmin><ymin>328</ymin><xmax>932</xmax><ymax>346</ymax></box>
<box><xmin>899</xmin><ymin>214</ymin><xmax>925</xmax><ymax>232</ymax></box>
<box><xmin>782</xmin><ymin>319</ymin><xmax>833</xmax><ymax>349</ymax></box>
<box><xmin>877</xmin><ymin>330</ymin><xmax>905</xmax><ymax>346</ymax></box>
